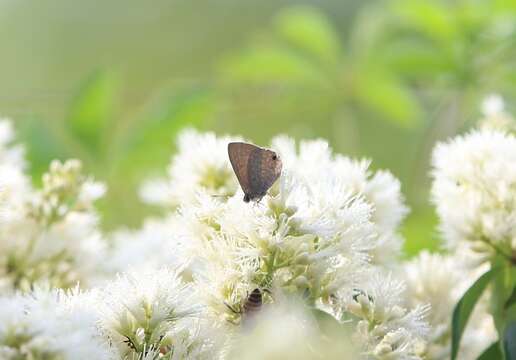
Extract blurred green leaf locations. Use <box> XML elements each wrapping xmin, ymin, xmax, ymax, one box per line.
<box><xmin>402</xmin><ymin>208</ymin><xmax>439</xmax><ymax>257</ymax></box>
<box><xmin>477</xmin><ymin>341</ymin><xmax>502</xmax><ymax>360</ymax></box>
<box><xmin>347</xmin><ymin>6</ymin><xmax>389</xmax><ymax>59</ymax></box>
<box><xmin>18</xmin><ymin>117</ymin><xmax>68</xmax><ymax>180</ymax></box>
<box><xmin>381</xmin><ymin>39</ymin><xmax>452</xmax><ymax>78</ymax></box>
<box><xmin>220</xmin><ymin>47</ymin><xmax>327</xmax><ymax>86</ymax></box>
<box><xmin>67</xmin><ymin>70</ymin><xmax>119</xmax><ymax>154</ymax></box>
<box><xmin>504</xmin><ymin>322</ymin><xmax>516</xmax><ymax>360</ymax></box>
<box><xmin>355</xmin><ymin>68</ymin><xmax>421</xmax><ymax>127</ymax></box>
<box><xmin>491</xmin><ymin>263</ymin><xmax>516</xmax><ymax>360</ymax></box>
<box><xmin>391</xmin><ymin>0</ymin><xmax>457</xmax><ymax>44</ymax></box>
<box><xmin>275</xmin><ymin>6</ymin><xmax>341</xmax><ymax>64</ymax></box>
<box><xmin>116</xmin><ymin>86</ymin><xmax>215</xmax><ymax>176</ymax></box>
<box><xmin>493</xmin><ymin>0</ymin><xmax>516</xmax><ymax>13</ymax></box>
<box><xmin>506</xmin><ymin>287</ymin><xmax>516</xmax><ymax>310</ymax></box>
<box><xmin>451</xmin><ymin>267</ymin><xmax>499</xmax><ymax>360</ymax></box>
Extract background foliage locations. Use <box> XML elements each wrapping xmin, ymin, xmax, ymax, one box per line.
<box><xmin>2</xmin><ymin>0</ymin><xmax>516</xmax><ymax>255</ymax></box>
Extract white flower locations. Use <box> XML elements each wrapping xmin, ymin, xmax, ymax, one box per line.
<box><xmin>482</xmin><ymin>94</ymin><xmax>504</xmax><ymax>117</ymax></box>
<box><xmin>100</xmin><ymin>268</ymin><xmax>216</xmax><ymax>359</ymax></box>
<box><xmin>0</xmin><ymin>158</ymin><xmax>108</xmax><ymax>292</ymax></box>
<box><xmin>345</xmin><ymin>271</ymin><xmax>429</xmax><ymax>360</ymax></box>
<box><xmin>181</xmin><ymin>184</ymin><xmax>374</xmax><ymax>324</ymax></box>
<box><xmin>431</xmin><ymin>128</ymin><xmax>516</xmax><ymax>257</ymax></box>
<box><xmin>106</xmin><ymin>215</ymin><xmax>186</xmax><ymax>275</ymax></box>
<box><xmin>0</xmin><ymin>118</ymin><xmax>26</xmax><ymax>169</ymax></box>
<box><xmin>78</xmin><ymin>179</ymin><xmax>107</xmax><ymax>204</ymax></box>
<box><xmin>139</xmin><ymin>177</ymin><xmax>174</xmax><ymax>207</ymax></box>
<box><xmin>140</xmin><ymin>129</ymin><xmax>242</xmax><ymax>207</ymax></box>
<box><xmin>480</xmin><ymin>95</ymin><xmax>515</xmax><ymax>132</ymax></box>
<box><xmin>0</xmin><ymin>119</ymin><xmax>15</xmax><ymax>146</ymax></box>
<box><xmin>0</xmin><ymin>287</ymin><xmax>115</xmax><ymax>360</ymax></box>
<box><xmin>364</xmin><ymin>170</ymin><xmax>409</xmax><ymax>233</ymax></box>
<box><xmin>272</xmin><ymin>136</ymin><xmax>408</xmax><ymax>265</ymax></box>
<box><xmin>171</xmin><ymin>134</ymin><xmax>410</xmax><ymax>333</ymax></box>
<box><xmin>402</xmin><ymin>251</ymin><xmax>496</xmax><ymax>360</ymax></box>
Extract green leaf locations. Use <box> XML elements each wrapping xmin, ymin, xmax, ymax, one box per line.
<box><xmin>354</xmin><ymin>68</ymin><xmax>421</xmax><ymax>127</ymax></box>
<box><xmin>17</xmin><ymin>117</ymin><xmax>68</xmax><ymax>181</ymax></box>
<box><xmin>504</xmin><ymin>322</ymin><xmax>516</xmax><ymax>360</ymax></box>
<box><xmin>67</xmin><ymin>70</ymin><xmax>119</xmax><ymax>153</ymax></box>
<box><xmin>451</xmin><ymin>267</ymin><xmax>499</xmax><ymax>360</ymax></box>
<box><xmin>220</xmin><ymin>47</ymin><xmax>327</xmax><ymax>86</ymax></box>
<box><xmin>391</xmin><ymin>0</ymin><xmax>457</xmax><ymax>44</ymax></box>
<box><xmin>477</xmin><ymin>341</ymin><xmax>502</xmax><ymax>360</ymax></box>
<box><xmin>505</xmin><ymin>287</ymin><xmax>516</xmax><ymax>310</ymax></box>
<box><xmin>380</xmin><ymin>39</ymin><xmax>453</xmax><ymax>78</ymax></box>
<box><xmin>491</xmin><ymin>263</ymin><xmax>516</xmax><ymax>360</ymax></box>
<box><xmin>274</xmin><ymin>6</ymin><xmax>341</xmax><ymax>64</ymax></box>
<box><xmin>115</xmin><ymin>86</ymin><xmax>215</xmax><ymax>176</ymax></box>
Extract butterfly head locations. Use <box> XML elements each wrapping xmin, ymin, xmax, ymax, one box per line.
<box><xmin>270</xmin><ymin>151</ymin><xmax>282</xmax><ymax>173</ymax></box>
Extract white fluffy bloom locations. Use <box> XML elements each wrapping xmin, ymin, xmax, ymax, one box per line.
<box><xmin>432</xmin><ymin>128</ymin><xmax>516</xmax><ymax>258</ymax></box>
<box><xmin>345</xmin><ymin>271</ymin><xmax>429</xmax><ymax>360</ymax></box>
<box><xmin>0</xmin><ymin>120</ymin><xmax>435</xmax><ymax>360</ymax></box>
<box><xmin>79</xmin><ymin>179</ymin><xmax>107</xmax><ymax>204</ymax></box>
<box><xmin>482</xmin><ymin>94</ymin><xmax>505</xmax><ymax>117</ymax></box>
<box><xmin>106</xmin><ymin>215</ymin><xmax>186</xmax><ymax>275</ymax></box>
<box><xmin>180</xmin><ymin>183</ymin><xmax>375</xmax><ymax>325</ymax></box>
<box><xmin>172</xmin><ymin>134</ymin><xmax>420</xmax><ymax>347</ymax></box>
<box><xmin>0</xmin><ymin>118</ymin><xmax>26</xmax><ymax>170</ymax></box>
<box><xmin>272</xmin><ymin>136</ymin><xmax>408</xmax><ymax>265</ymax></box>
<box><xmin>0</xmin><ymin>287</ymin><xmax>114</xmax><ymax>359</ymax></box>
<box><xmin>403</xmin><ymin>251</ymin><xmax>496</xmax><ymax>360</ymax></box>
<box><xmin>140</xmin><ymin>129</ymin><xmax>242</xmax><ymax>207</ymax></box>
<box><xmin>100</xmin><ymin>268</ymin><xmax>217</xmax><ymax>359</ymax></box>
<box><xmin>139</xmin><ymin>177</ymin><xmax>174</xmax><ymax>207</ymax></box>
<box><xmin>0</xmin><ymin>158</ymin><xmax>108</xmax><ymax>292</ymax></box>
<box><xmin>480</xmin><ymin>94</ymin><xmax>515</xmax><ymax>132</ymax></box>
<box><xmin>0</xmin><ymin>164</ymin><xmax>33</xmax><ymax>250</ymax></box>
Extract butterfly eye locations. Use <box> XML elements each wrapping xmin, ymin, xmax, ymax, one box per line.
<box><xmin>272</xmin><ymin>154</ymin><xmax>278</xmax><ymax>161</ymax></box>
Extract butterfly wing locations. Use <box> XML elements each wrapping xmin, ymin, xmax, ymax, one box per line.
<box><xmin>228</xmin><ymin>142</ymin><xmax>283</xmax><ymax>201</ymax></box>
<box><xmin>228</xmin><ymin>142</ymin><xmax>257</xmax><ymax>197</ymax></box>
<box><xmin>251</xmin><ymin>149</ymin><xmax>282</xmax><ymax>198</ymax></box>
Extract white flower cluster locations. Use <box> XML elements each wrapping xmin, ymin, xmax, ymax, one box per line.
<box><xmin>133</xmin><ymin>130</ymin><xmax>426</xmax><ymax>358</ymax></box>
<box><xmin>99</xmin><ymin>268</ymin><xmax>217</xmax><ymax>359</ymax></box>
<box><xmin>0</xmin><ymin>287</ymin><xmax>114</xmax><ymax>360</ymax></box>
<box><xmin>0</xmin><ymin>119</ymin><xmax>107</xmax><ymax>292</ymax></box>
<box><xmin>432</xmin><ymin>96</ymin><xmax>516</xmax><ymax>263</ymax></box>
<box><xmin>139</xmin><ymin>130</ymin><xmax>242</xmax><ymax>208</ymax></box>
<box><xmin>0</xmin><ymin>272</ymin><xmax>217</xmax><ymax>360</ymax></box>
<box><xmin>404</xmin><ymin>96</ymin><xmax>515</xmax><ymax>360</ymax></box>
<box><xmin>3</xmin><ymin>110</ymin><xmax>510</xmax><ymax>359</ymax></box>
<box><xmin>402</xmin><ymin>251</ymin><xmax>496</xmax><ymax>360</ymax></box>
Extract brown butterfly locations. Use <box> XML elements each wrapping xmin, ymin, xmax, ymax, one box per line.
<box><xmin>228</xmin><ymin>142</ymin><xmax>282</xmax><ymax>202</ymax></box>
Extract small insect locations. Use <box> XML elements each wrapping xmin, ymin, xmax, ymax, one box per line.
<box><xmin>243</xmin><ymin>288</ymin><xmax>263</xmax><ymax>314</ymax></box>
<box><xmin>228</xmin><ymin>142</ymin><xmax>282</xmax><ymax>203</ymax></box>
<box><xmin>225</xmin><ymin>288</ymin><xmax>265</xmax><ymax>317</ymax></box>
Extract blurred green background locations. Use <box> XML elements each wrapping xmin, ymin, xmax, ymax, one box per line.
<box><xmin>2</xmin><ymin>0</ymin><xmax>516</xmax><ymax>256</ymax></box>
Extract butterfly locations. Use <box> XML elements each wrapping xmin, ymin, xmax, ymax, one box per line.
<box><xmin>228</xmin><ymin>142</ymin><xmax>282</xmax><ymax>202</ymax></box>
